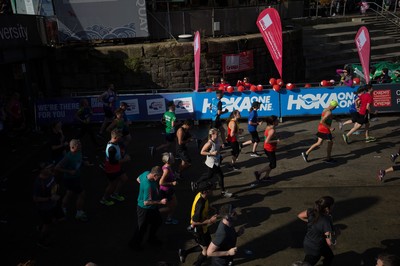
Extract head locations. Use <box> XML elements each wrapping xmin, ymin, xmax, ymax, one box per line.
<box><xmin>243</xmin><ymin>77</ymin><xmax>249</xmax><ymax>83</ymax></box>
<box><xmin>167</xmin><ymin>101</ymin><xmax>175</xmax><ymax>111</ymax></box>
<box><xmin>111</xmin><ymin>129</ymin><xmax>122</xmax><ymax>141</ymax></box>
<box><xmin>182</xmin><ymin>119</ymin><xmax>194</xmax><ymax>129</ymax></box>
<box><xmin>329</xmin><ymin>100</ymin><xmax>339</xmax><ymax>110</ymax></box>
<box><xmin>107</xmin><ymin>83</ymin><xmax>115</xmax><ymax>91</ymax></box>
<box><xmin>220</xmin><ymin>78</ymin><xmax>226</xmax><ymax>84</ymax></box>
<box><xmin>120</xmin><ymin>102</ymin><xmax>129</xmax><ymax>110</ymax></box>
<box><xmin>365</xmin><ymin>83</ymin><xmax>373</xmax><ymax>93</ymax></box>
<box><xmin>69</xmin><ymin>139</ymin><xmax>81</xmax><ymax>153</ymax></box>
<box><xmin>356</xmin><ymin>86</ymin><xmax>366</xmax><ymax>95</ymax></box>
<box><xmin>229</xmin><ymin>110</ymin><xmax>241</xmax><ymax>120</ymax></box>
<box><xmin>80</xmin><ymin>98</ymin><xmax>89</xmax><ymax>107</ymax></box>
<box><xmin>265</xmin><ymin>115</ymin><xmax>279</xmax><ymax>126</ymax></box>
<box><xmin>219</xmin><ymin>204</ymin><xmax>238</xmax><ymax>222</ymax></box>
<box><xmin>208</xmin><ymin>128</ymin><xmax>219</xmax><ymax>140</ymax></box>
<box><xmin>382</xmin><ymin>68</ymin><xmax>389</xmax><ymax>75</ymax></box>
<box><xmin>376</xmin><ymin>252</ymin><xmax>400</xmax><ymax>266</ymax></box>
<box><xmin>197</xmin><ymin>181</ymin><xmax>214</xmax><ymax>196</ymax></box>
<box><xmin>314</xmin><ymin>196</ymin><xmax>335</xmax><ymax>216</ymax></box>
<box><xmin>149</xmin><ymin>166</ymin><xmax>163</xmax><ymax>181</ymax></box>
<box><xmin>216</xmin><ymin>90</ymin><xmax>224</xmax><ymax>99</ymax></box>
<box><xmin>344</xmin><ymin>66</ymin><xmax>352</xmax><ymax>75</ymax></box>
<box><xmin>115</xmin><ymin>109</ymin><xmax>124</xmax><ymax>118</ymax></box>
<box><xmin>251</xmin><ymin>101</ymin><xmax>261</xmax><ymax>110</ymax></box>
<box><xmin>161</xmin><ymin>152</ymin><xmax>175</xmax><ymax>164</ymax></box>
<box><xmin>394</xmin><ymin>70</ymin><xmax>400</xmax><ymax>77</ymax></box>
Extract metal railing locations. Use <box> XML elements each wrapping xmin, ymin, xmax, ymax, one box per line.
<box><xmin>366</xmin><ymin>2</ymin><xmax>400</xmax><ymax>28</ymax></box>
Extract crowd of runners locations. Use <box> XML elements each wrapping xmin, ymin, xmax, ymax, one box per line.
<box><xmin>30</xmin><ymin>83</ymin><xmax>399</xmax><ymax>266</ymax></box>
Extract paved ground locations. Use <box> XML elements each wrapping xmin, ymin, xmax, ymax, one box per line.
<box><xmin>2</xmin><ymin>114</ymin><xmax>400</xmax><ymax>266</ymax></box>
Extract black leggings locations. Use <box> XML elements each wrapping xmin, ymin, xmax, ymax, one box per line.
<box><xmin>197</xmin><ymin>164</ymin><xmax>225</xmax><ymax>191</ymax></box>
<box><xmin>304</xmin><ymin>243</ymin><xmax>334</xmax><ymax>266</ymax></box>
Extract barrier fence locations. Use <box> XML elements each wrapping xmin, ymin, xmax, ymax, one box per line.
<box><xmin>35</xmin><ymin>83</ymin><xmax>400</xmax><ymax>126</ymax></box>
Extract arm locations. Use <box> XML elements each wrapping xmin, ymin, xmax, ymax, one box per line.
<box><xmin>297</xmin><ymin>210</ymin><xmax>308</xmax><ymax>222</ymax></box>
<box><xmin>143</xmin><ymin>186</ymin><xmax>167</xmax><ymax>206</ymax></box>
<box><xmin>336</xmin><ymin>69</ymin><xmax>344</xmax><ymax>75</ymax></box>
<box><xmin>200</xmin><ymin>141</ymin><xmax>217</xmax><ymax>156</ymax></box>
<box><xmin>106</xmin><ymin>120</ymin><xmax>117</xmax><ymax>132</ymax></box>
<box><xmin>207</xmin><ymin>242</ymin><xmax>237</xmax><ymax>257</ymax></box>
<box><xmin>229</xmin><ymin>121</ymin><xmax>236</xmax><ymax>137</ymax></box>
<box><xmin>320</xmin><ymin>111</ymin><xmax>334</xmax><ymax>131</ymax></box>
<box><xmin>55</xmin><ymin>156</ymin><xmax>75</xmax><ymax>175</ymax></box>
<box><xmin>176</xmin><ymin>128</ymin><xmax>184</xmax><ymax>145</ymax></box>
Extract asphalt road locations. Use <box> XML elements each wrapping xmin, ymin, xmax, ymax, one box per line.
<box><xmin>2</xmin><ymin>114</ymin><xmax>400</xmax><ymax>266</ymax></box>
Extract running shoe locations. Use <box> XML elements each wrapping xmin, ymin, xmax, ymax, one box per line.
<box><xmin>365</xmin><ymin>137</ymin><xmax>376</xmax><ymax>143</ymax></box>
<box><xmin>178</xmin><ymin>249</ymin><xmax>186</xmax><ymax>263</ymax></box>
<box><xmin>250</xmin><ymin>152</ymin><xmax>260</xmax><ymax>157</ymax></box>
<box><xmin>323</xmin><ymin>158</ymin><xmax>337</xmax><ymax>164</ymax></box>
<box><xmin>377</xmin><ymin>169</ymin><xmax>385</xmax><ymax>182</ymax></box>
<box><xmin>301</xmin><ymin>152</ymin><xmax>309</xmax><ymax>163</ymax></box>
<box><xmin>221</xmin><ymin>191</ymin><xmax>233</xmax><ymax>198</ymax></box>
<box><xmin>75</xmin><ymin>212</ymin><xmax>88</xmax><ymax>222</ymax></box>
<box><xmin>338</xmin><ymin>122</ymin><xmax>343</xmax><ymax>131</ymax></box>
<box><xmin>254</xmin><ymin>171</ymin><xmax>261</xmax><ymax>181</ymax></box>
<box><xmin>100</xmin><ymin>198</ymin><xmax>115</xmax><ymax>206</ymax></box>
<box><xmin>165</xmin><ymin>218</ymin><xmax>179</xmax><ymax>225</ymax></box>
<box><xmin>390</xmin><ymin>153</ymin><xmax>399</xmax><ymax>163</ymax></box>
<box><xmin>190</xmin><ymin>181</ymin><xmax>197</xmax><ymax>192</ymax></box>
<box><xmin>110</xmin><ymin>193</ymin><xmax>125</xmax><ymax>202</ymax></box>
<box><xmin>229</xmin><ymin>165</ymin><xmax>239</xmax><ymax>171</ymax></box>
<box><xmin>342</xmin><ymin>134</ymin><xmax>349</xmax><ymax>144</ymax></box>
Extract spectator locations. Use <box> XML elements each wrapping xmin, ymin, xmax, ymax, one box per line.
<box><xmin>75</xmin><ymin>98</ymin><xmax>99</xmax><ymax>147</ymax></box>
<box><xmin>391</xmin><ymin>70</ymin><xmax>400</xmax><ymax>83</ymax></box>
<box><xmin>213</xmin><ymin>77</ymin><xmax>230</xmax><ymax>91</ymax></box>
<box><xmin>129</xmin><ymin>166</ymin><xmax>167</xmax><ymax>250</ymax></box>
<box><xmin>375</xmin><ymin>68</ymin><xmax>392</xmax><ymax>84</ymax></box>
<box><xmin>236</xmin><ymin>77</ymin><xmax>253</xmax><ymax>90</ymax></box>
<box><xmin>6</xmin><ymin>92</ymin><xmax>25</xmax><ymax>132</ymax></box>
<box><xmin>336</xmin><ymin>66</ymin><xmax>353</xmax><ymax>86</ymax></box>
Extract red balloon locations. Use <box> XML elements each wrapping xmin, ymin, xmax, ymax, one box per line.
<box><xmin>206</xmin><ymin>88</ymin><xmax>213</xmax><ymax>92</ymax></box>
<box><xmin>353</xmin><ymin>77</ymin><xmax>360</xmax><ymax>85</ymax></box>
<box><xmin>286</xmin><ymin>83</ymin><xmax>295</xmax><ymax>90</ymax></box>
<box><xmin>277</xmin><ymin>79</ymin><xmax>284</xmax><ymax>86</ymax></box>
<box><xmin>257</xmin><ymin>84</ymin><xmax>263</xmax><ymax>91</ymax></box>
<box><xmin>273</xmin><ymin>84</ymin><xmax>281</xmax><ymax>92</ymax></box>
<box><xmin>226</xmin><ymin>86</ymin><xmax>234</xmax><ymax>93</ymax></box>
<box><xmin>237</xmin><ymin>86</ymin><xmax>244</xmax><ymax>92</ymax></box>
<box><xmin>269</xmin><ymin>78</ymin><xmax>277</xmax><ymax>85</ymax></box>
<box><xmin>305</xmin><ymin>83</ymin><xmax>312</xmax><ymax>88</ymax></box>
<box><xmin>250</xmin><ymin>85</ymin><xmax>257</xmax><ymax>92</ymax></box>
<box><xmin>320</xmin><ymin>80</ymin><xmax>329</xmax><ymax>87</ymax></box>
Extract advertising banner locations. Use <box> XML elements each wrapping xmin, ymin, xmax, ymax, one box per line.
<box><xmin>194</xmin><ymin>31</ymin><xmax>200</xmax><ymax>91</ymax></box>
<box><xmin>0</xmin><ymin>15</ymin><xmax>46</xmax><ymax>47</ymax></box>
<box><xmin>53</xmin><ymin>0</ymin><xmax>149</xmax><ymax>42</ymax></box>
<box><xmin>256</xmin><ymin>8</ymin><xmax>282</xmax><ymax>78</ymax></box>
<box><xmin>222</xmin><ymin>50</ymin><xmax>254</xmax><ymax>74</ymax></box>
<box><xmin>195</xmin><ymin>90</ymin><xmax>280</xmax><ymax>120</ymax></box>
<box><xmin>355</xmin><ymin>26</ymin><xmax>371</xmax><ymax>84</ymax></box>
<box><xmin>373</xmin><ymin>84</ymin><xmax>400</xmax><ymax>112</ymax></box>
<box><xmin>280</xmin><ymin>87</ymin><xmax>358</xmax><ymax>117</ymax></box>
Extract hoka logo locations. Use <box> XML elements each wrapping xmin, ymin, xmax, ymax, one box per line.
<box><xmin>202</xmin><ymin>96</ymin><xmax>274</xmax><ymax>113</ymax></box>
<box><xmin>286</xmin><ymin>92</ymin><xmax>354</xmax><ymax>110</ymax></box>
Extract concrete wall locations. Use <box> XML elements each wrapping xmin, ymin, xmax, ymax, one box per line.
<box><xmin>51</xmin><ymin>27</ymin><xmax>304</xmax><ymax>95</ymax></box>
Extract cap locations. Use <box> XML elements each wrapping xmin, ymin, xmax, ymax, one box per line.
<box><xmin>330</xmin><ymin>100</ymin><xmax>339</xmax><ymax>107</ymax></box>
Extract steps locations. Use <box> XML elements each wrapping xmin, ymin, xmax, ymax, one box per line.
<box><xmin>298</xmin><ymin>14</ymin><xmax>400</xmax><ymax>82</ymax></box>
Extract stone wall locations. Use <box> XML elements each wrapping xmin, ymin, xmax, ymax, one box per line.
<box><xmin>52</xmin><ymin>27</ymin><xmax>304</xmax><ymax>95</ymax></box>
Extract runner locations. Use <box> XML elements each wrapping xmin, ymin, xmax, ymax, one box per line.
<box><xmin>151</xmin><ymin>101</ymin><xmax>177</xmax><ymax>157</ymax></box>
<box><xmin>210</xmin><ymin>90</ymin><xmax>229</xmax><ymax>146</ymax></box>
<box><xmin>241</xmin><ymin>101</ymin><xmax>262</xmax><ymax>157</ymax></box>
<box><xmin>226</xmin><ymin>110</ymin><xmax>243</xmax><ymax>170</ymax></box>
<box><xmin>98</xmin><ymin>83</ymin><xmax>117</xmax><ymax>137</ymax></box>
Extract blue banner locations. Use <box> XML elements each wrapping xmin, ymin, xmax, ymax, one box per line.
<box><xmin>279</xmin><ymin>86</ymin><xmax>358</xmax><ymax>117</ymax></box>
<box><xmin>195</xmin><ymin>90</ymin><xmax>280</xmax><ymax>120</ymax></box>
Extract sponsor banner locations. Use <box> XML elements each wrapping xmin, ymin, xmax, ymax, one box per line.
<box><xmin>355</xmin><ymin>26</ymin><xmax>370</xmax><ymax>84</ymax></box>
<box><xmin>195</xmin><ymin>90</ymin><xmax>280</xmax><ymax>120</ymax></box>
<box><xmin>194</xmin><ymin>31</ymin><xmax>200</xmax><ymax>91</ymax></box>
<box><xmin>280</xmin><ymin>87</ymin><xmax>358</xmax><ymax>117</ymax></box>
<box><xmin>372</xmin><ymin>84</ymin><xmax>400</xmax><ymax>112</ymax></box>
<box><xmin>256</xmin><ymin>8</ymin><xmax>282</xmax><ymax>78</ymax></box>
<box><xmin>35</xmin><ymin>93</ymin><xmax>195</xmax><ymax>125</ymax></box>
<box><xmin>222</xmin><ymin>50</ymin><xmax>254</xmax><ymax>74</ymax></box>
<box><xmin>0</xmin><ymin>15</ymin><xmax>46</xmax><ymax>47</ymax></box>
<box><xmin>53</xmin><ymin>0</ymin><xmax>149</xmax><ymax>42</ymax></box>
